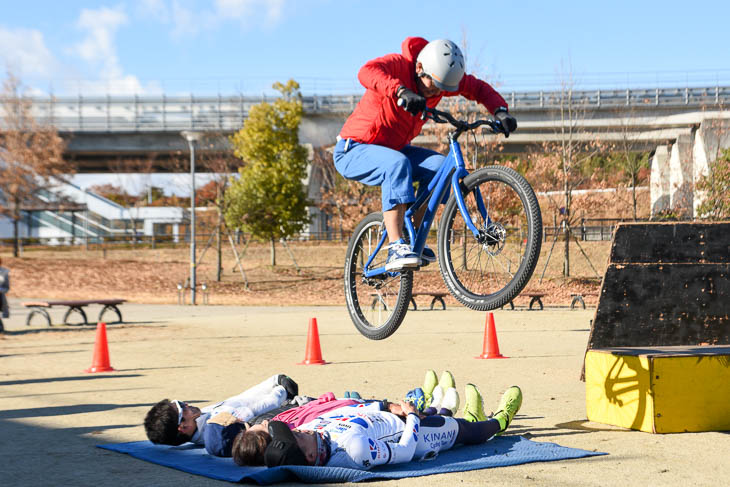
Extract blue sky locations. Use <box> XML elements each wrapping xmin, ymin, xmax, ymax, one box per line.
<box><xmin>2</xmin><ymin>0</ymin><xmax>730</xmax><ymax>96</ymax></box>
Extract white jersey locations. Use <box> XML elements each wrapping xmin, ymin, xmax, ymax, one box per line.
<box><xmin>297</xmin><ymin>402</ymin><xmax>420</xmax><ymax>470</ymax></box>
<box><xmin>191</xmin><ymin>374</ymin><xmax>287</xmax><ymax>445</ymax></box>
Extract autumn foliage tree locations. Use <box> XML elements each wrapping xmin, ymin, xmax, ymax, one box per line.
<box><xmin>88</xmin><ymin>183</ymin><xmax>138</xmax><ymax>206</ymax></box>
<box><xmin>314</xmin><ymin>146</ymin><xmax>381</xmax><ymax>235</ymax></box>
<box><xmin>695</xmin><ymin>148</ymin><xmax>730</xmax><ymax>220</ymax></box>
<box><xmin>524</xmin><ymin>70</ymin><xmax>615</xmax><ymax>278</ymax></box>
<box><xmin>0</xmin><ymin>73</ymin><xmax>71</xmax><ymax>256</ymax></box>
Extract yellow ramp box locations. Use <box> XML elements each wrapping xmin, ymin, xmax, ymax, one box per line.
<box><xmin>585</xmin><ymin>346</ymin><xmax>730</xmax><ymax>433</ymax></box>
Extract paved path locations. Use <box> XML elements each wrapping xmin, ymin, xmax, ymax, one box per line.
<box><xmin>1</xmin><ymin>299</ymin><xmax>727</xmax><ymax>486</ymax></box>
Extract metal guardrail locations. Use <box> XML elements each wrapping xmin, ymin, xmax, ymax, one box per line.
<box><xmin>1</xmin><ymin>85</ymin><xmax>728</xmax><ymax>133</ymax></box>
<box><xmin>505</xmin><ymin>85</ymin><xmax>730</xmax><ymax>110</ymax></box>
<box><xmin>5</xmin><ymin>222</ymin><xmax>627</xmax><ymax>248</ymax></box>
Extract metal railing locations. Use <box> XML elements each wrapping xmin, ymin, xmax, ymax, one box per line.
<box><xmin>543</xmin><ymin>218</ymin><xmax>649</xmax><ymax>242</ymax></box>
<box><xmin>505</xmin><ymin>86</ymin><xmax>730</xmax><ymax>110</ymax></box>
<box><xmin>2</xmin><ymin>85</ymin><xmax>728</xmax><ymax>133</ymax></box>
<box><xmin>0</xmin><ymin>229</ymin><xmax>357</xmax><ymax>249</ymax></box>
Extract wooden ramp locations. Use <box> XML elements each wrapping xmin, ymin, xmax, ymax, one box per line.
<box><xmin>583</xmin><ymin>223</ymin><xmax>730</xmax><ymax>432</ymax></box>
<box><xmin>585</xmin><ymin>346</ymin><xmax>730</xmax><ymax>433</ymax></box>
<box><xmin>586</xmin><ymin>222</ymin><xmax>730</xmax><ymax>349</ymax></box>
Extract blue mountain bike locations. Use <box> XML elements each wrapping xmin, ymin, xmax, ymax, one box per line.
<box><xmin>344</xmin><ymin>107</ymin><xmax>543</xmax><ymax>339</ymax></box>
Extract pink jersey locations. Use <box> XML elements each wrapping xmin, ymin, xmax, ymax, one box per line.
<box><xmin>273</xmin><ymin>393</ymin><xmax>361</xmax><ymax>428</ymax></box>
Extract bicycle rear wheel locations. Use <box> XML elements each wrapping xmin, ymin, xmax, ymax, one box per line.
<box><xmin>437</xmin><ymin>166</ymin><xmax>542</xmax><ymax>310</ymax></box>
<box><xmin>344</xmin><ymin>212</ymin><xmax>413</xmax><ymax>340</ymax></box>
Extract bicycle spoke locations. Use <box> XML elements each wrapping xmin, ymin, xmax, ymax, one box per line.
<box><xmin>345</xmin><ymin>212</ymin><xmax>412</xmax><ymax>339</ymax></box>
<box><xmin>439</xmin><ymin>167</ymin><xmax>541</xmax><ymax>309</ymax></box>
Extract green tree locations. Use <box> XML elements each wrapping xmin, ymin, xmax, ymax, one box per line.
<box><xmin>225</xmin><ymin>80</ymin><xmax>309</xmax><ymax>266</ymax></box>
<box><xmin>696</xmin><ymin>149</ymin><xmax>730</xmax><ymax>220</ymax></box>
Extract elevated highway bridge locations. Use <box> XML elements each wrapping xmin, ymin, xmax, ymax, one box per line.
<box><xmin>8</xmin><ymin>85</ymin><xmax>730</xmax><ymax>172</ymax></box>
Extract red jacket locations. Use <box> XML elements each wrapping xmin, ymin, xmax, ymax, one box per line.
<box><xmin>339</xmin><ymin>37</ymin><xmax>508</xmax><ymax>151</ymax></box>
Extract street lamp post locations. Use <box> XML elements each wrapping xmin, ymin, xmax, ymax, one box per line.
<box><xmin>181</xmin><ymin>130</ymin><xmax>204</xmax><ymax>305</ymax></box>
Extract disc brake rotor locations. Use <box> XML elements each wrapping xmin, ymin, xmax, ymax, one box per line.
<box><xmin>481</xmin><ymin>222</ymin><xmax>506</xmax><ymax>256</ymax></box>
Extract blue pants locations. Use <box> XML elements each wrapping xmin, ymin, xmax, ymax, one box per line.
<box><xmin>333</xmin><ymin>139</ymin><xmax>445</xmax><ymax>212</ymax></box>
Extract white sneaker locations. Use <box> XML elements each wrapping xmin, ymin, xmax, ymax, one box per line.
<box><xmin>385</xmin><ymin>239</ymin><xmax>421</xmax><ymax>271</ymax></box>
<box><xmin>440</xmin><ymin>387</ymin><xmax>460</xmax><ymax>415</ymax></box>
<box><xmin>429</xmin><ymin>385</ymin><xmax>444</xmax><ymax>409</ymax></box>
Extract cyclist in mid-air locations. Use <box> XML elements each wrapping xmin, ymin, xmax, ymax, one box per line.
<box><xmin>334</xmin><ymin>36</ymin><xmax>518</xmax><ymax>272</ymax></box>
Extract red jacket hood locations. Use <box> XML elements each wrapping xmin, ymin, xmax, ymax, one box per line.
<box><xmin>339</xmin><ymin>37</ymin><xmax>507</xmax><ymax>150</ymax></box>
<box><xmin>401</xmin><ymin>37</ymin><xmax>428</xmax><ymax>63</ymax></box>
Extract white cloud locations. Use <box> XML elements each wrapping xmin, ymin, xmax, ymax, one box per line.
<box><xmin>136</xmin><ymin>0</ymin><xmax>169</xmax><ymax>19</ymax></box>
<box><xmin>66</xmin><ymin>5</ymin><xmax>149</xmax><ymax>95</ymax></box>
<box><xmin>141</xmin><ymin>0</ymin><xmax>291</xmax><ymax>39</ymax></box>
<box><xmin>215</xmin><ymin>0</ymin><xmax>286</xmax><ymax>26</ymax></box>
<box><xmin>169</xmin><ymin>0</ymin><xmax>204</xmax><ymax>38</ymax></box>
<box><xmin>72</xmin><ymin>6</ymin><xmax>128</xmax><ymax>77</ymax></box>
<box><xmin>0</xmin><ymin>27</ymin><xmax>58</xmax><ymax>78</ymax></box>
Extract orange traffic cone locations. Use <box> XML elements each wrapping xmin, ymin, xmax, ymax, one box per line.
<box><xmin>85</xmin><ymin>322</ymin><xmax>116</xmax><ymax>372</ymax></box>
<box><xmin>298</xmin><ymin>318</ymin><xmax>327</xmax><ymax>365</ymax></box>
<box><xmin>475</xmin><ymin>312</ymin><xmax>507</xmax><ymax>359</ymax></box>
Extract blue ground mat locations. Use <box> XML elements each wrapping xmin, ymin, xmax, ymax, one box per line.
<box><xmin>99</xmin><ymin>436</ymin><xmax>605</xmax><ymax>484</ymax></box>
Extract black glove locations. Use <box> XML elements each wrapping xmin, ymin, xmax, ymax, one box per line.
<box><xmin>397</xmin><ymin>87</ymin><xmax>426</xmax><ymax>115</ymax></box>
<box><xmin>494</xmin><ymin>108</ymin><xmax>517</xmax><ymax>137</ymax></box>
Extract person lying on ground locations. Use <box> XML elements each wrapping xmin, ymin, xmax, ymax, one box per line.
<box><xmin>143</xmin><ymin>374</ymin><xmax>299</xmax><ymax>447</ymax></box>
<box><xmin>231</xmin><ymin>386</ymin><xmax>460</xmax><ymax>465</ymax></box>
<box><xmin>231</xmin><ymin>370</ymin><xmax>461</xmax><ymax>465</ymax></box>
<box><xmin>262</xmin><ymin>384</ymin><xmax>523</xmax><ymax>470</ymax></box>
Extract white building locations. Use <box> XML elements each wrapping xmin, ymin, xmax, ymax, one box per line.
<box><xmin>0</xmin><ymin>179</ymin><xmax>189</xmax><ymax>245</ymax></box>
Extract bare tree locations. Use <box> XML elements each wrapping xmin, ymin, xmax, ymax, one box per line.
<box><xmin>528</xmin><ymin>66</ymin><xmax>609</xmax><ymax>278</ymax></box>
<box><xmin>314</xmin><ymin>146</ymin><xmax>381</xmax><ymax>236</ymax></box>
<box><xmin>695</xmin><ymin>115</ymin><xmax>730</xmax><ymax>219</ymax></box>
<box><xmin>0</xmin><ymin>73</ymin><xmax>72</xmax><ymax>256</ymax></box>
<box><xmin>612</xmin><ymin>106</ymin><xmax>651</xmax><ymax>221</ymax></box>
<box><xmin>107</xmin><ymin>155</ymin><xmax>158</xmax><ymax>242</ymax></box>
<box><xmin>196</xmin><ymin>133</ymin><xmax>241</xmax><ymax>281</ymax></box>
<box><xmin>165</xmin><ymin>132</ymin><xmax>243</xmax><ymax>281</ymax></box>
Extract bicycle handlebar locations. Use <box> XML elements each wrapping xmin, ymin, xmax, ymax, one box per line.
<box><xmin>396</xmin><ymin>97</ymin><xmax>503</xmax><ymax>135</ymax></box>
<box><xmin>421</xmin><ymin>107</ymin><xmax>502</xmax><ymax>134</ymax></box>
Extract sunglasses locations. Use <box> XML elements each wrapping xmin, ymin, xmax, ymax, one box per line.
<box><xmin>172</xmin><ymin>400</ymin><xmax>187</xmax><ymax>425</ymax></box>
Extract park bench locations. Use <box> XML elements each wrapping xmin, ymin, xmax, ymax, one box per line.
<box><xmin>22</xmin><ymin>299</ymin><xmax>126</xmax><ymax>327</ymax></box>
<box><xmin>409</xmin><ymin>292</ymin><xmax>447</xmax><ymax>311</ymax></box>
<box><xmin>501</xmin><ymin>292</ymin><xmax>546</xmax><ymax>310</ymax></box>
<box><xmin>525</xmin><ymin>293</ymin><xmax>546</xmax><ymax>310</ymax></box>
<box><xmin>571</xmin><ymin>292</ymin><xmax>598</xmax><ymax>309</ymax></box>
<box><xmin>370</xmin><ymin>292</ymin><xmax>447</xmax><ymax>311</ymax></box>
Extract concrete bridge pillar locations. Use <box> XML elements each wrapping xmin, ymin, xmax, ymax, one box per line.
<box><xmin>668</xmin><ymin>132</ymin><xmax>695</xmax><ymax>218</ymax></box>
<box><xmin>650</xmin><ymin>145</ymin><xmax>670</xmax><ymax>216</ymax></box>
<box><xmin>692</xmin><ymin>119</ymin><xmax>730</xmax><ymax>217</ymax></box>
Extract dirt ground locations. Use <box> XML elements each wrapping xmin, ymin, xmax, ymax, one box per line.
<box><xmin>2</xmin><ymin>240</ymin><xmax>606</xmax><ymax>307</ymax></box>
<box><xmin>1</xmin><ymin>299</ymin><xmax>727</xmax><ymax>487</ymax></box>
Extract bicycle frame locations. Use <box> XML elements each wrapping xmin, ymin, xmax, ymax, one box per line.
<box><xmin>362</xmin><ymin>134</ymin><xmax>491</xmax><ymax>278</ymax></box>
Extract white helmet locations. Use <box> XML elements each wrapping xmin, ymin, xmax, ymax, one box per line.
<box><xmin>416</xmin><ymin>39</ymin><xmax>465</xmax><ymax>92</ymax></box>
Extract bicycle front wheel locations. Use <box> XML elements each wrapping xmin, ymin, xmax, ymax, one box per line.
<box><xmin>344</xmin><ymin>212</ymin><xmax>413</xmax><ymax>340</ymax></box>
<box><xmin>437</xmin><ymin>166</ymin><xmax>542</xmax><ymax>310</ymax></box>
